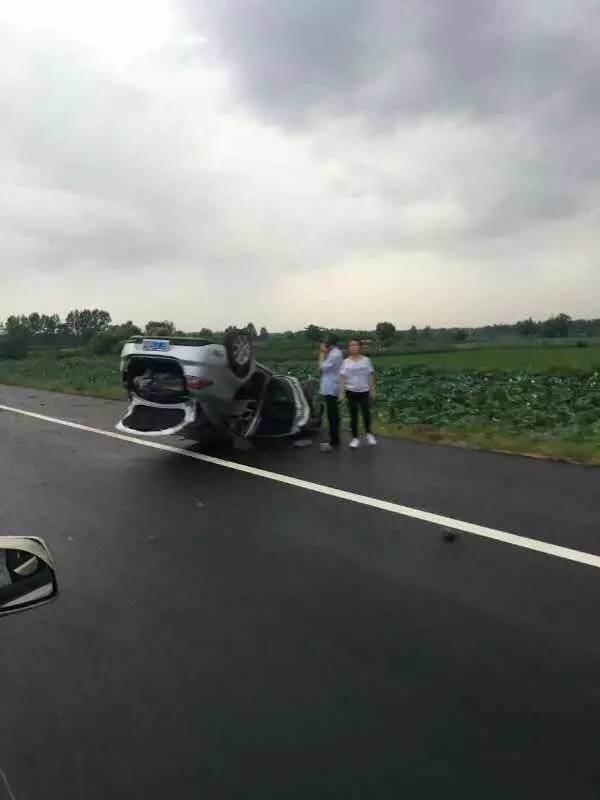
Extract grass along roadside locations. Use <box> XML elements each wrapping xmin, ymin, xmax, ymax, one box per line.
<box><xmin>0</xmin><ymin>354</ymin><xmax>123</xmax><ymax>400</ymax></box>
<box><xmin>371</xmin><ymin>420</ymin><xmax>600</xmax><ymax>465</ymax></box>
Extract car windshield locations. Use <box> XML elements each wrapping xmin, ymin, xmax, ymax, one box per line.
<box><xmin>1</xmin><ymin>2</ymin><xmax>598</xmax><ymax>799</ymax></box>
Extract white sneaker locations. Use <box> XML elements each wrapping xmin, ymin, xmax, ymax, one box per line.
<box><xmin>349</xmin><ymin>438</ymin><xmax>360</xmax><ymax>449</ymax></box>
<box><xmin>366</xmin><ymin>433</ymin><xmax>377</xmax><ymax>446</ymax></box>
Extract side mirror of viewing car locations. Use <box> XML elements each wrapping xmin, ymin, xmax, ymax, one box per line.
<box><xmin>0</xmin><ymin>537</ymin><xmax>58</xmax><ymax>616</ymax></box>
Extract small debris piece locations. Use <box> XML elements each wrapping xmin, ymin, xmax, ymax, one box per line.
<box><xmin>442</xmin><ymin>529</ymin><xmax>457</xmax><ymax>542</ymax></box>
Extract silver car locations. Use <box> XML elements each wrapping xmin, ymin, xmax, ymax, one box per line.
<box><xmin>116</xmin><ymin>329</ymin><xmax>321</xmax><ymax>441</ymax></box>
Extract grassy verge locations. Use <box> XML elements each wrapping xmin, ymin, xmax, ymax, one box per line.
<box><xmin>371</xmin><ymin>420</ymin><xmax>600</xmax><ymax>465</ymax></box>
<box><xmin>0</xmin><ymin>354</ymin><xmax>123</xmax><ymax>400</ymax></box>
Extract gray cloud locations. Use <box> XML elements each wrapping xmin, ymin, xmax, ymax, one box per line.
<box><xmin>187</xmin><ymin>0</ymin><xmax>599</xmax><ymax>125</ymax></box>
<box><xmin>179</xmin><ymin>0</ymin><xmax>600</xmax><ymax>242</ymax></box>
<box><xmin>0</xmin><ymin>31</ymin><xmax>178</xmax><ymax>270</ymax></box>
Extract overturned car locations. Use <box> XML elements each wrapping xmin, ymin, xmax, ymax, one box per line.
<box><xmin>116</xmin><ymin>329</ymin><xmax>322</xmax><ymax>442</ymax></box>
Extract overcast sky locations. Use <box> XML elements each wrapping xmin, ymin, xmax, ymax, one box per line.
<box><xmin>0</xmin><ymin>0</ymin><xmax>598</xmax><ymax>331</ymax></box>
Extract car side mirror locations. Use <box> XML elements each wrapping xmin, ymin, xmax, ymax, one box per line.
<box><xmin>0</xmin><ymin>537</ymin><xmax>58</xmax><ymax>616</ymax></box>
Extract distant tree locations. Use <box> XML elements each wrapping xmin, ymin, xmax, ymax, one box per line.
<box><xmin>198</xmin><ymin>328</ymin><xmax>214</xmax><ymax>338</ymax></box>
<box><xmin>91</xmin><ymin>309</ymin><xmax>111</xmax><ymax>333</ymax></box>
<box><xmin>408</xmin><ymin>325</ymin><xmax>418</xmax><ymax>341</ymax></box>
<box><xmin>571</xmin><ymin>317</ymin><xmax>600</xmax><ymax>337</ymax></box>
<box><xmin>246</xmin><ymin>323</ymin><xmax>257</xmax><ymax>339</ymax></box>
<box><xmin>40</xmin><ymin>314</ymin><xmax>60</xmax><ymax>337</ymax></box>
<box><xmin>145</xmin><ymin>320</ymin><xmax>176</xmax><ymax>337</ymax></box>
<box><xmin>65</xmin><ymin>309</ymin><xmax>81</xmax><ymax>336</ymax></box>
<box><xmin>5</xmin><ymin>314</ymin><xmax>34</xmax><ymax>335</ymax></box>
<box><xmin>82</xmin><ymin>309</ymin><xmax>111</xmax><ymax>341</ymax></box>
<box><xmin>78</xmin><ymin>309</ymin><xmax>94</xmax><ymax>341</ymax></box>
<box><xmin>57</xmin><ymin>322</ymin><xmax>72</xmax><ymax>340</ymax></box>
<box><xmin>421</xmin><ymin>326</ymin><xmax>432</xmax><ymax>339</ymax></box>
<box><xmin>2</xmin><ymin>334</ymin><xmax>29</xmax><ymax>359</ymax></box>
<box><xmin>375</xmin><ymin>321</ymin><xmax>396</xmax><ymax>343</ymax></box>
<box><xmin>91</xmin><ymin>321</ymin><xmax>142</xmax><ymax>356</ymax></box>
<box><xmin>65</xmin><ymin>308</ymin><xmax>111</xmax><ymax>341</ymax></box>
<box><xmin>259</xmin><ymin>326</ymin><xmax>270</xmax><ymax>341</ymax></box>
<box><xmin>120</xmin><ymin>321</ymin><xmax>142</xmax><ymax>337</ymax></box>
<box><xmin>28</xmin><ymin>312</ymin><xmax>42</xmax><ymax>334</ymax></box>
<box><xmin>305</xmin><ymin>324</ymin><xmax>324</xmax><ymax>342</ymax></box>
<box><xmin>542</xmin><ymin>313</ymin><xmax>572</xmax><ymax>339</ymax></box>
<box><xmin>515</xmin><ymin>317</ymin><xmax>538</xmax><ymax>337</ymax></box>
<box><xmin>91</xmin><ymin>333</ymin><xmax>118</xmax><ymax>356</ymax></box>
<box><xmin>0</xmin><ymin>321</ymin><xmax>30</xmax><ymax>359</ymax></box>
<box><xmin>452</xmin><ymin>328</ymin><xmax>468</xmax><ymax>342</ymax></box>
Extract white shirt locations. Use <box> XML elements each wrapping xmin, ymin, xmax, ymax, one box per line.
<box><xmin>320</xmin><ymin>346</ymin><xmax>343</xmax><ymax>395</ymax></box>
<box><xmin>341</xmin><ymin>356</ymin><xmax>374</xmax><ymax>393</ymax></box>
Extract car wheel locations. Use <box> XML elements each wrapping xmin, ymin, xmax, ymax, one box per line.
<box><xmin>224</xmin><ymin>328</ymin><xmax>253</xmax><ymax>378</ymax></box>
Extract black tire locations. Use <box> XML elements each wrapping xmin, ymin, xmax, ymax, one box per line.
<box><xmin>223</xmin><ymin>328</ymin><xmax>253</xmax><ymax>378</ymax></box>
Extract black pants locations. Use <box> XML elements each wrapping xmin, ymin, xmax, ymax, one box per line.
<box><xmin>324</xmin><ymin>395</ymin><xmax>340</xmax><ymax>446</ymax></box>
<box><xmin>346</xmin><ymin>390</ymin><xmax>371</xmax><ymax>438</ymax></box>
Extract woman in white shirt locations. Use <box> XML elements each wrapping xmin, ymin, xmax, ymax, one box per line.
<box><xmin>340</xmin><ymin>340</ymin><xmax>376</xmax><ymax>448</ymax></box>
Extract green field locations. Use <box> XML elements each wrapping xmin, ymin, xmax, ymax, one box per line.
<box><xmin>270</xmin><ymin>345</ymin><xmax>600</xmax><ymax>372</ymax></box>
<box><xmin>1</xmin><ymin>345</ymin><xmax>599</xmax><ymax>464</ymax></box>
<box><xmin>373</xmin><ymin>345</ymin><xmax>600</xmax><ymax>372</ymax></box>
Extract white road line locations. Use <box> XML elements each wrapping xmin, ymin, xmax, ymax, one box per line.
<box><xmin>0</xmin><ymin>769</ymin><xmax>17</xmax><ymax>800</ymax></box>
<box><xmin>1</xmin><ymin>402</ymin><xmax>599</xmax><ymax>571</ymax></box>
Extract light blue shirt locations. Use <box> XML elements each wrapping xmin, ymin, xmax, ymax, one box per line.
<box><xmin>320</xmin><ymin>346</ymin><xmax>343</xmax><ymax>396</ymax></box>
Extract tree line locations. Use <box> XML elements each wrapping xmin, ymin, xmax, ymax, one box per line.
<box><xmin>1</xmin><ymin>309</ymin><xmax>599</xmax><ymax>361</ymax></box>
<box><xmin>301</xmin><ymin>313</ymin><xmax>600</xmax><ymax>345</ymax></box>
<box><xmin>0</xmin><ymin>311</ymin><xmax>272</xmax><ymax>359</ymax></box>
<box><xmin>0</xmin><ymin>310</ymin><xmax>170</xmax><ymax>359</ymax></box>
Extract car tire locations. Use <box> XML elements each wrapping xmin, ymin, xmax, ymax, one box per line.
<box><xmin>223</xmin><ymin>328</ymin><xmax>253</xmax><ymax>378</ymax></box>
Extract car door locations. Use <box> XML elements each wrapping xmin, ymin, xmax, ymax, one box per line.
<box><xmin>246</xmin><ymin>376</ymin><xmax>310</xmax><ymax>438</ymax></box>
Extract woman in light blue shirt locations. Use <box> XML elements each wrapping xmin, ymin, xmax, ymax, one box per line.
<box><xmin>319</xmin><ymin>333</ymin><xmax>343</xmax><ymax>450</ymax></box>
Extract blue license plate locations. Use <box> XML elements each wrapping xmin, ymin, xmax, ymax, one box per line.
<box><xmin>142</xmin><ymin>339</ymin><xmax>170</xmax><ymax>352</ymax></box>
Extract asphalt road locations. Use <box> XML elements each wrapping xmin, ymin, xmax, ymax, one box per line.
<box><xmin>0</xmin><ymin>384</ymin><xmax>599</xmax><ymax>799</ymax></box>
